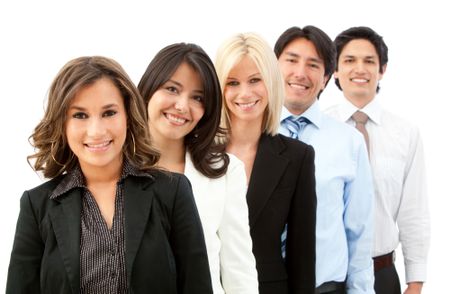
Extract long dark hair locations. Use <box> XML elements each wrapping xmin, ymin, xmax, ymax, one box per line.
<box><xmin>138</xmin><ymin>43</ymin><xmax>228</xmax><ymax>178</ymax></box>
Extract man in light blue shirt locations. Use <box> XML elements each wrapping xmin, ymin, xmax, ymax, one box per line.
<box><xmin>274</xmin><ymin>26</ymin><xmax>375</xmax><ymax>294</ymax></box>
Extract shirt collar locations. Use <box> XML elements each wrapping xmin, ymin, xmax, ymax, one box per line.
<box><xmin>281</xmin><ymin>100</ymin><xmax>322</xmax><ymax>129</ymax></box>
<box><xmin>50</xmin><ymin>159</ymin><xmax>152</xmax><ymax>200</ymax></box>
<box><xmin>340</xmin><ymin>98</ymin><xmax>382</xmax><ymax>125</ymax></box>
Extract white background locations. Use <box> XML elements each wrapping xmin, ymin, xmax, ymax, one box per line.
<box><xmin>0</xmin><ymin>0</ymin><xmax>448</xmax><ymax>292</ymax></box>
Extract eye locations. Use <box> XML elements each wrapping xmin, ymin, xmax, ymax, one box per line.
<box><xmin>344</xmin><ymin>59</ymin><xmax>354</xmax><ymax>63</ymax></box>
<box><xmin>165</xmin><ymin>86</ymin><xmax>179</xmax><ymax>94</ymax></box>
<box><xmin>249</xmin><ymin>77</ymin><xmax>261</xmax><ymax>84</ymax></box>
<box><xmin>226</xmin><ymin>80</ymin><xmax>239</xmax><ymax>87</ymax></box>
<box><xmin>365</xmin><ymin>59</ymin><xmax>375</xmax><ymax>64</ymax></box>
<box><xmin>192</xmin><ymin>95</ymin><xmax>204</xmax><ymax>103</ymax></box>
<box><xmin>72</xmin><ymin>112</ymin><xmax>88</xmax><ymax>119</ymax></box>
<box><xmin>103</xmin><ymin>110</ymin><xmax>117</xmax><ymax>117</ymax></box>
<box><xmin>286</xmin><ymin>58</ymin><xmax>297</xmax><ymax>63</ymax></box>
<box><xmin>309</xmin><ymin>63</ymin><xmax>320</xmax><ymax>69</ymax></box>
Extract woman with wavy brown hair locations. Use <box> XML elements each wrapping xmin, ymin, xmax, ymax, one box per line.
<box><xmin>6</xmin><ymin>56</ymin><xmax>212</xmax><ymax>294</ymax></box>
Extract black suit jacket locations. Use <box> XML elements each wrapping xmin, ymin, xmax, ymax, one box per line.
<box><xmin>247</xmin><ymin>133</ymin><xmax>316</xmax><ymax>294</ymax></box>
<box><xmin>6</xmin><ymin>171</ymin><xmax>213</xmax><ymax>294</ymax></box>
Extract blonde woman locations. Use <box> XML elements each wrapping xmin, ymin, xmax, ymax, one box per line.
<box><xmin>215</xmin><ymin>33</ymin><xmax>317</xmax><ymax>294</ymax></box>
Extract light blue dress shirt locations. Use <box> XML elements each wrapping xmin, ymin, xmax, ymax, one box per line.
<box><xmin>280</xmin><ymin>101</ymin><xmax>375</xmax><ymax>293</ymax></box>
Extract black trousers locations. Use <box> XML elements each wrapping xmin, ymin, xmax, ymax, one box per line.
<box><xmin>374</xmin><ymin>264</ymin><xmax>401</xmax><ymax>294</ymax></box>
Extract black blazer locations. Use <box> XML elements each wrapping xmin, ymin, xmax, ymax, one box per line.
<box><xmin>247</xmin><ymin>133</ymin><xmax>316</xmax><ymax>294</ymax></box>
<box><xmin>6</xmin><ymin>171</ymin><xmax>213</xmax><ymax>294</ymax></box>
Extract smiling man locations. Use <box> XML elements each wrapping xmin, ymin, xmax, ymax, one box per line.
<box><xmin>275</xmin><ymin>26</ymin><xmax>375</xmax><ymax>294</ymax></box>
<box><xmin>326</xmin><ymin>27</ymin><xmax>430</xmax><ymax>294</ymax></box>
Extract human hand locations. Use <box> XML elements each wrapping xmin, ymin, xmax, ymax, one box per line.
<box><xmin>403</xmin><ymin>282</ymin><xmax>423</xmax><ymax>294</ymax></box>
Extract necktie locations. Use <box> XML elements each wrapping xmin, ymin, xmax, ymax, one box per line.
<box><xmin>280</xmin><ymin>115</ymin><xmax>310</xmax><ymax>259</ymax></box>
<box><xmin>282</xmin><ymin>116</ymin><xmax>310</xmax><ymax>140</ymax></box>
<box><xmin>352</xmin><ymin>110</ymin><xmax>370</xmax><ymax>155</ymax></box>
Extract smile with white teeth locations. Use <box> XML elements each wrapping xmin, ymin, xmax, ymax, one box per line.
<box><xmin>237</xmin><ymin>101</ymin><xmax>258</xmax><ymax>109</ymax></box>
<box><xmin>165</xmin><ymin>113</ymin><xmax>187</xmax><ymax>124</ymax></box>
<box><xmin>288</xmin><ymin>82</ymin><xmax>308</xmax><ymax>90</ymax></box>
<box><xmin>84</xmin><ymin>141</ymin><xmax>112</xmax><ymax>151</ymax></box>
<box><xmin>351</xmin><ymin>78</ymin><xmax>369</xmax><ymax>83</ymax></box>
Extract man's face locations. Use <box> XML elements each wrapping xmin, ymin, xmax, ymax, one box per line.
<box><xmin>278</xmin><ymin>38</ymin><xmax>328</xmax><ymax>115</ymax></box>
<box><xmin>334</xmin><ymin>39</ymin><xmax>386</xmax><ymax>104</ymax></box>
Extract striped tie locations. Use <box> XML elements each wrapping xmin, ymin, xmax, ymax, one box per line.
<box><xmin>280</xmin><ymin>115</ymin><xmax>310</xmax><ymax>258</ymax></box>
<box><xmin>282</xmin><ymin>116</ymin><xmax>310</xmax><ymax>140</ymax></box>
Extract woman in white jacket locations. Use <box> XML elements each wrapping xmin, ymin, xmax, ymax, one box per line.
<box><xmin>138</xmin><ymin>43</ymin><xmax>258</xmax><ymax>294</ymax></box>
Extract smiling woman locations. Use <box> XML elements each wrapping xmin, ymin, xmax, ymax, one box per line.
<box><xmin>6</xmin><ymin>56</ymin><xmax>213</xmax><ymax>294</ymax></box>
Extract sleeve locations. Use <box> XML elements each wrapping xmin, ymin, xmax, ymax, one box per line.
<box><xmin>218</xmin><ymin>156</ymin><xmax>259</xmax><ymax>294</ymax></box>
<box><xmin>169</xmin><ymin>174</ymin><xmax>213</xmax><ymax>294</ymax></box>
<box><xmin>6</xmin><ymin>191</ymin><xmax>44</xmax><ymax>294</ymax></box>
<box><xmin>286</xmin><ymin>144</ymin><xmax>317</xmax><ymax>293</ymax></box>
<box><xmin>397</xmin><ymin>128</ymin><xmax>430</xmax><ymax>283</ymax></box>
<box><xmin>343</xmin><ymin>136</ymin><xmax>375</xmax><ymax>294</ymax></box>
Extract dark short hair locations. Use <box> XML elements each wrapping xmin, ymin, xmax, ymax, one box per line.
<box><xmin>334</xmin><ymin>26</ymin><xmax>388</xmax><ymax>92</ymax></box>
<box><xmin>274</xmin><ymin>26</ymin><xmax>336</xmax><ymax>98</ymax></box>
<box><xmin>138</xmin><ymin>43</ymin><xmax>228</xmax><ymax>178</ymax></box>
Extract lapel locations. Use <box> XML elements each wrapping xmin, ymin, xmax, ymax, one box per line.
<box><xmin>49</xmin><ymin>188</ymin><xmax>82</xmax><ymax>293</ymax></box>
<box><xmin>247</xmin><ymin>133</ymin><xmax>289</xmax><ymax>226</ymax></box>
<box><xmin>122</xmin><ymin>176</ymin><xmax>155</xmax><ymax>285</ymax></box>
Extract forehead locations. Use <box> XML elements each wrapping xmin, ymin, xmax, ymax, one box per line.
<box><xmin>282</xmin><ymin>38</ymin><xmax>322</xmax><ymax>60</ymax></box>
<box><xmin>229</xmin><ymin>55</ymin><xmax>259</xmax><ymax>77</ymax></box>
<box><xmin>340</xmin><ymin>39</ymin><xmax>379</xmax><ymax>59</ymax></box>
<box><xmin>71</xmin><ymin>77</ymin><xmax>124</xmax><ymax>106</ymax></box>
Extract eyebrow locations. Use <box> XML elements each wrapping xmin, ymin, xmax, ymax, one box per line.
<box><xmin>69</xmin><ymin>104</ymin><xmax>119</xmax><ymax>111</ymax></box>
<box><xmin>284</xmin><ymin>51</ymin><xmax>323</xmax><ymax>64</ymax></box>
<box><xmin>343</xmin><ymin>54</ymin><xmax>376</xmax><ymax>59</ymax></box>
<box><xmin>227</xmin><ymin>72</ymin><xmax>261</xmax><ymax>80</ymax></box>
<box><xmin>166</xmin><ymin>79</ymin><xmax>204</xmax><ymax>94</ymax></box>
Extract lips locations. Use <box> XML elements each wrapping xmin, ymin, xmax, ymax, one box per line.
<box><xmin>288</xmin><ymin>81</ymin><xmax>309</xmax><ymax>90</ymax></box>
<box><xmin>350</xmin><ymin>78</ymin><xmax>369</xmax><ymax>83</ymax></box>
<box><xmin>84</xmin><ymin>140</ymin><xmax>112</xmax><ymax>152</ymax></box>
<box><xmin>165</xmin><ymin>113</ymin><xmax>188</xmax><ymax>125</ymax></box>
<box><xmin>236</xmin><ymin>100</ymin><xmax>258</xmax><ymax>110</ymax></box>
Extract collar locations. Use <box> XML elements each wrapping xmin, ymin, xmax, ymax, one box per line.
<box><xmin>50</xmin><ymin>159</ymin><xmax>152</xmax><ymax>200</ymax></box>
<box><xmin>340</xmin><ymin>98</ymin><xmax>382</xmax><ymax>125</ymax></box>
<box><xmin>281</xmin><ymin>100</ymin><xmax>322</xmax><ymax>129</ymax></box>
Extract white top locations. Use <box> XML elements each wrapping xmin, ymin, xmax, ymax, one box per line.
<box><xmin>326</xmin><ymin>99</ymin><xmax>430</xmax><ymax>283</ymax></box>
<box><xmin>185</xmin><ymin>152</ymin><xmax>258</xmax><ymax>294</ymax></box>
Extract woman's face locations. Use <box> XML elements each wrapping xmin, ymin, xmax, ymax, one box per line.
<box><xmin>65</xmin><ymin>77</ymin><xmax>127</xmax><ymax>173</ymax></box>
<box><xmin>223</xmin><ymin>55</ymin><xmax>268</xmax><ymax>126</ymax></box>
<box><xmin>147</xmin><ymin>62</ymin><xmax>205</xmax><ymax>144</ymax></box>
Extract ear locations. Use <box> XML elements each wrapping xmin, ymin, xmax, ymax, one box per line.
<box><xmin>379</xmin><ymin>64</ymin><xmax>387</xmax><ymax>80</ymax></box>
<box><xmin>321</xmin><ymin>75</ymin><xmax>330</xmax><ymax>90</ymax></box>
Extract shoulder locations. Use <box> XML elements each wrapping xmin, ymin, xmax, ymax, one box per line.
<box><xmin>24</xmin><ymin>175</ymin><xmax>66</xmax><ymax>202</ymax></box>
<box><xmin>274</xmin><ymin>133</ymin><xmax>314</xmax><ymax>155</ymax></box>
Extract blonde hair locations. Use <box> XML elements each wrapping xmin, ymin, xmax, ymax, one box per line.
<box><xmin>215</xmin><ymin>32</ymin><xmax>284</xmax><ymax>140</ymax></box>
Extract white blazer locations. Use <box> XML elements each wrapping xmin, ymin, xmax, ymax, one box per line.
<box><xmin>185</xmin><ymin>152</ymin><xmax>258</xmax><ymax>294</ymax></box>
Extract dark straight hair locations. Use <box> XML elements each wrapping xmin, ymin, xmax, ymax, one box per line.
<box><xmin>138</xmin><ymin>43</ymin><xmax>229</xmax><ymax>178</ymax></box>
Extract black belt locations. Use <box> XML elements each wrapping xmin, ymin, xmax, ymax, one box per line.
<box><xmin>373</xmin><ymin>251</ymin><xmax>395</xmax><ymax>272</ymax></box>
<box><xmin>315</xmin><ymin>281</ymin><xmax>346</xmax><ymax>293</ymax></box>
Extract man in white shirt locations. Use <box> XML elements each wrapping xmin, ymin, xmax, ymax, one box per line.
<box><xmin>326</xmin><ymin>26</ymin><xmax>430</xmax><ymax>294</ymax></box>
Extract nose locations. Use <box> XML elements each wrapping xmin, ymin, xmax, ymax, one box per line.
<box><xmin>239</xmin><ymin>83</ymin><xmax>254</xmax><ymax>99</ymax></box>
<box><xmin>355</xmin><ymin>60</ymin><xmax>366</xmax><ymax>73</ymax></box>
<box><xmin>293</xmin><ymin>61</ymin><xmax>307</xmax><ymax>79</ymax></box>
<box><xmin>174</xmin><ymin>95</ymin><xmax>188</xmax><ymax>113</ymax></box>
<box><xmin>86</xmin><ymin>117</ymin><xmax>106</xmax><ymax>137</ymax></box>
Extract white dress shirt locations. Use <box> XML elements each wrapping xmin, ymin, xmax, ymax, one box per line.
<box><xmin>185</xmin><ymin>152</ymin><xmax>258</xmax><ymax>294</ymax></box>
<box><xmin>326</xmin><ymin>99</ymin><xmax>430</xmax><ymax>283</ymax></box>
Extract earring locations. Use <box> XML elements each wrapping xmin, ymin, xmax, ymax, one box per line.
<box><xmin>130</xmin><ymin>132</ymin><xmax>136</xmax><ymax>155</ymax></box>
<box><xmin>51</xmin><ymin>141</ymin><xmax>66</xmax><ymax>167</ymax></box>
